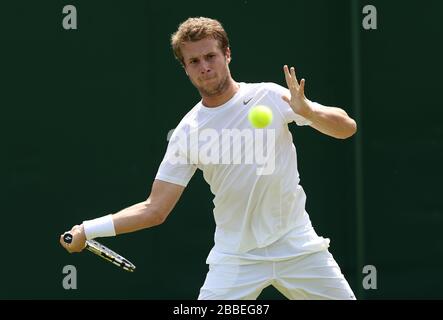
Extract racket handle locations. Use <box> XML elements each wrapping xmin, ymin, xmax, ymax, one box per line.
<box><xmin>63</xmin><ymin>233</ymin><xmax>73</xmax><ymax>244</ymax></box>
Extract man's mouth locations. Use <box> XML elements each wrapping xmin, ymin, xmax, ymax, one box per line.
<box><xmin>201</xmin><ymin>75</ymin><xmax>216</xmax><ymax>81</ymax></box>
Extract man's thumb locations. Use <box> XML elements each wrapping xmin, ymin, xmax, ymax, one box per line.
<box><xmin>281</xmin><ymin>95</ymin><xmax>290</xmax><ymax>104</ymax></box>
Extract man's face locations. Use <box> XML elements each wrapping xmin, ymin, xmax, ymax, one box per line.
<box><xmin>181</xmin><ymin>37</ymin><xmax>232</xmax><ymax>97</ymax></box>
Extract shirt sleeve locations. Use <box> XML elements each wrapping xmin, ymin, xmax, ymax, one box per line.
<box><xmin>267</xmin><ymin>82</ymin><xmax>312</xmax><ymax>126</ymax></box>
<box><xmin>155</xmin><ymin>128</ymin><xmax>197</xmax><ymax>187</ymax></box>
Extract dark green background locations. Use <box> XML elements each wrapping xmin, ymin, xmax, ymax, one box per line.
<box><xmin>1</xmin><ymin>0</ymin><xmax>442</xmax><ymax>299</ymax></box>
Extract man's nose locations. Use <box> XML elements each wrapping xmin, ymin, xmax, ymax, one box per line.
<box><xmin>199</xmin><ymin>61</ymin><xmax>211</xmax><ymax>74</ymax></box>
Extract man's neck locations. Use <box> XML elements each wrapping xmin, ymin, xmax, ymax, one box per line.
<box><xmin>201</xmin><ymin>79</ymin><xmax>240</xmax><ymax>108</ymax></box>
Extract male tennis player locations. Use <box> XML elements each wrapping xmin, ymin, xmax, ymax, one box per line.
<box><xmin>60</xmin><ymin>17</ymin><xmax>357</xmax><ymax>300</ymax></box>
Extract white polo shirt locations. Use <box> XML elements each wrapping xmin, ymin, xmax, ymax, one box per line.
<box><xmin>155</xmin><ymin>82</ymin><xmax>330</xmax><ymax>264</ymax></box>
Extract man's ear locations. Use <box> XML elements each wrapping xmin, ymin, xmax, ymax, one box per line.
<box><xmin>226</xmin><ymin>47</ymin><xmax>232</xmax><ymax>64</ymax></box>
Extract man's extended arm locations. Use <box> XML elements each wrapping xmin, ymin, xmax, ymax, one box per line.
<box><xmin>113</xmin><ymin>179</ymin><xmax>185</xmax><ymax>234</ymax></box>
<box><xmin>59</xmin><ymin>179</ymin><xmax>185</xmax><ymax>253</ymax></box>
<box><xmin>300</xmin><ymin>102</ymin><xmax>356</xmax><ymax>139</ymax></box>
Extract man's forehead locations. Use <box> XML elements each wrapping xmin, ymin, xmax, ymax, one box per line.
<box><xmin>181</xmin><ymin>38</ymin><xmax>221</xmax><ymax>59</ymax></box>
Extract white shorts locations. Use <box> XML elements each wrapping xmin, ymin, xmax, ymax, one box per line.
<box><xmin>198</xmin><ymin>250</ymin><xmax>356</xmax><ymax>300</ymax></box>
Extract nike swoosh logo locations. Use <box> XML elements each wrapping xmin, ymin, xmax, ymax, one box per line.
<box><xmin>243</xmin><ymin>97</ymin><xmax>253</xmax><ymax>105</ymax></box>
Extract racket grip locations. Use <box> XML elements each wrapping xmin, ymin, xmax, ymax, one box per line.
<box><xmin>63</xmin><ymin>233</ymin><xmax>73</xmax><ymax>244</ymax></box>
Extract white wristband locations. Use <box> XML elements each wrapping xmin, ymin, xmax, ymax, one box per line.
<box><xmin>83</xmin><ymin>214</ymin><xmax>116</xmax><ymax>240</ymax></box>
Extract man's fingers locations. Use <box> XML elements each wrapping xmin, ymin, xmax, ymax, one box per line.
<box><xmin>283</xmin><ymin>65</ymin><xmax>292</xmax><ymax>90</ymax></box>
<box><xmin>290</xmin><ymin>67</ymin><xmax>299</xmax><ymax>89</ymax></box>
<box><xmin>299</xmin><ymin>79</ymin><xmax>305</xmax><ymax>95</ymax></box>
<box><xmin>283</xmin><ymin>65</ymin><xmax>300</xmax><ymax>92</ymax></box>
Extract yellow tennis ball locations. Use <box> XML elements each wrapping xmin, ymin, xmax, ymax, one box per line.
<box><xmin>248</xmin><ymin>105</ymin><xmax>273</xmax><ymax>128</ymax></box>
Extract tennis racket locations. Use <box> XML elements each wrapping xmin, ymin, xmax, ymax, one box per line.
<box><xmin>63</xmin><ymin>233</ymin><xmax>136</xmax><ymax>272</ymax></box>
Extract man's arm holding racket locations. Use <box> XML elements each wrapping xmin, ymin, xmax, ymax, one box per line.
<box><xmin>59</xmin><ymin>179</ymin><xmax>185</xmax><ymax>253</ymax></box>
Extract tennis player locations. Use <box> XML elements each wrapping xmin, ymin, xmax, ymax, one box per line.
<box><xmin>60</xmin><ymin>17</ymin><xmax>357</xmax><ymax>300</ymax></box>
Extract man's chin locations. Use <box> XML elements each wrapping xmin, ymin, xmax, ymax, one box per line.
<box><xmin>198</xmin><ymin>84</ymin><xmax>221</xmax><ymax>96</ymax></box>
<box><xmin>201</xmin><ymin>78</ymin><xmax>217</xmax><ymax>87</ymax></box>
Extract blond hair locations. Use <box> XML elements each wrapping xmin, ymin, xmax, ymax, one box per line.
<box><xmin>171</xmin><ymin>17</ymin><xmax>230</xmax><ymax>65</ymax></box>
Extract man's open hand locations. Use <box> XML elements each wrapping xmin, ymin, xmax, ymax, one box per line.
<box><xmin>281</xmin><ymin>65</ymin><xmax>314</xmax><ymax>119</ymax></box>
